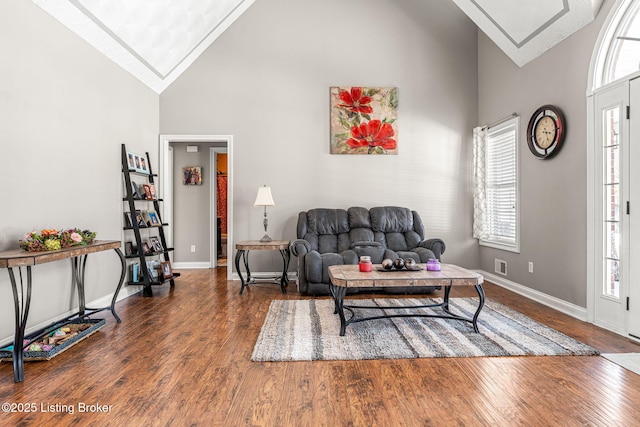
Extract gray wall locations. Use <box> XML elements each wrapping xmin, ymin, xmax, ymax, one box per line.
<box><xmin>170</xmin><ymin>142</ymin><xmax>226</xmax><ymax>263</ymax></box>
<box><xmin>477</xmin><ymin>0</ymin><xmax>615</xmax><ymax>307</ymax></box>
<box><xmin>0</xmin><ymin>0</ymin><xmax>159</xmax><ymax>342</ymax></box>
<box><xmin>160</xmin><ymin>0</ymin><xmax>481</xmax><ymax>273</ymax></box>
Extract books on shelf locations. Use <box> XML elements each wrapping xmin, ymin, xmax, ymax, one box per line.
<box><xmin>130</xmin><ymin>263</ymin><xmax>140</xmax><ymax>282</ymax></box>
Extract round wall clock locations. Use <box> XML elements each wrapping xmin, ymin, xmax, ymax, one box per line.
<box><xmin>526</xmin><ymin>105</ymin><xmax>566</xmax><ymax>159</ymax></box>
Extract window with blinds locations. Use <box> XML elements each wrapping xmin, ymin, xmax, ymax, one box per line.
<box><xmin>482</xmin><ymin>117</ymin><xmax>519</xmax><ymax>251</ymax></box>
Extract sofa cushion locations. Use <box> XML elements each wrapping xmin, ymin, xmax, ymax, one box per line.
<box><xmin>370</xmin><ymin>206</ymin><xmax>413</xmax><ymax>233</ymax></box>
<box><xmin>348</xmin><ymin>207</ymin><xmax>371</xmax><ymax>229</ymax></box>
<box><xmin>307</xmin><ymin>209</ymin><xmax>349</xmax><ymax>235</ymax></box>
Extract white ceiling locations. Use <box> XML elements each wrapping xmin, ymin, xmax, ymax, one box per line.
<box><xmin>31</xmin><ymin>0</ymin><xmax>604</xmax><ymax>94</ymax></box>
<box><xmin>451</xmin><ymin>0</ymin><xmax>604</xmax><ymax>66</ymax></box>
<box><xmin>31</xmin><ymin>0</ymin><xmax>256</xmax><ymax>93</ymax></box>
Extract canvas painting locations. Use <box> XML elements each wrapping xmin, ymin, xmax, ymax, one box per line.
<box><xmin>330</xmin><ymin>86</ymin><xmax>398</xmax><ymax>155</ymax></box>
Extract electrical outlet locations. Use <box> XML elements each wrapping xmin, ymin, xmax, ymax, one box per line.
<box><xmin>528</xmin><ymin>262</ymin><xmax>534</xmax><ymax>273</ymax></box>
<box><xmin>191</xmin><ymin>245</ymin><xmax>196</xmax><ymax>253</ymax></box>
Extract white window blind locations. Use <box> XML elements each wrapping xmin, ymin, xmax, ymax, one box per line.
<box><xmin>477</xmin><ymin>117</ymin><xmax>519</xmax><ymax>252</ymax></box>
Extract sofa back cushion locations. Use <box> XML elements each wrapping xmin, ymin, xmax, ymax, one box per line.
<box><xmin>347</xmin><ymin>207</ymin><xmax>375</xmax><ymax>243</ymax></box>
<box><xmin>299</xmin><ymin>208</ymin><xmax>351</xmax><ymax>253</ymax></box>
<box><xmin>297</xmin><ymin>206</ymin><xmax>426</xmax><ymax>254</ymax></box>
<box><xmin>370</xmin><ymin>206</ymin><xmax>424</xmax><ymax>252</ymax></box>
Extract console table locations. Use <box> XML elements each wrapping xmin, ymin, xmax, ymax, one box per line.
<box><xmin>234</xmin><ymin>240</ymin><xmax>290</xmax><ymax>294</ymax></box>
<box><xmin>0</xmin><ymin>240</ymin><xmax>126</xmax><ymax>382</ymax></box>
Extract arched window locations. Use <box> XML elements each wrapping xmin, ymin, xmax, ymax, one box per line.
<box><xmin>605</xmin><ymin>0</ymin><xmax>640</xmax><ymax>83</ymax></box>
<box><xmin>594</xmin><ymin>0</ymin><xmax>640</xmax><ymax>89</ymax></box>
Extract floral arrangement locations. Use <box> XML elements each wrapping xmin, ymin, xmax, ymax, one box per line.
<box><xmin>19</xmin><ymin>228</ymin><xmax>97</xmax><ymax>252</ymax></box>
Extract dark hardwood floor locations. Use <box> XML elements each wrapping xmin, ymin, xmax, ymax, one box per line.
<box><xmin>1</xmin><ymin>268</ymin><xmax>640</xmax><ymax>426</ymax></box>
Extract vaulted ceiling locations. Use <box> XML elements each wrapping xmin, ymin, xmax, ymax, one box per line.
<box><xmin>31</xmin><ymin>0</ymin><xmax>604</xmax><ymax>94</ymax></box>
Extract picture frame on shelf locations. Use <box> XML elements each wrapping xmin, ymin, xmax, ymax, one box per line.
<box><xmin>142</xmin><ymin>241</ymin><xmax>152</xmax><ymax>255</ymax></box>
<box><xmin>130</xmin><ymin>181</ymin><xmax>141</xmax><ymax>199</ymax></box>
<box><xmin>143</xmin><ymin>183</ymin><xmax>155</xmax><ymax>200</ymax></box>
<box><xmin>149</xmin><ymin>236</ymin><xmax>163</xmax><ymax>253</ymax></box>
<box><xmin>140</xmin><ymin>210</ymin><xmax>152</xmax><ymax>226</ymax></box>
<box><xmin>133</xmin><ymin>155</ymin><xmax>142</xmax><ymax>171</ymax></box>
<box><xmin>124</xmin><ymin>212</ymin><xmax>133</xmax><ymax>228</ymax></box>
<box><xmin>147</xmin><ymin>261</ymin><xmax>160</xmax><ymax>279</ymax></box>
<box><xmin>127</xmin><ymin>152</ymin><xmax>136</xmax><ymax>170</ymax></box>
<box><xmin>135</xmin><ymin>210</ymin><xmax>147</xmax><ymax>228</ymax></box>
<box><xmin>148</xmin><ymin>211</ymin><xmax>161</xmax><ymax>226</ymax></box>
<box><xmin>125</xmin><ymin>241</ymin><xmax>136</xmax><ymax>256</ymax></box>
<box><xmin>139</xmin><ymin>155</ymin><xmax>149</xmax><ymax>174</ymax></box>
<box><xmin>160</xmin><ymin>261</ymin><xmax>173</xmax><ymax>280</ymax></box>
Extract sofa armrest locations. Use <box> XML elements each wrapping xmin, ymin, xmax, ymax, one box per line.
<box><xmin>290</xmin><ymin>239</ymin><xmax>311</xmax><ymax>257</ymax></box>
<box><xmin>419</xmin><ymin>238</ymin><xmax>446</xmax><ymax>260</ymax></box>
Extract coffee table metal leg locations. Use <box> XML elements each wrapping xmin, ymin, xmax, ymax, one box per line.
<box><xmin>472</xmin><ymin>284</ymin><xmax>485</xmax><ymax>333</ymax></box>
<box><xmin>330</xmin><ymin>284</ymin><xmax>348</xmax><ymax>336</ymax></box>
<box><xmin>442</xmin><ymin>284</ymin><xmax>452</xmax><ymax>314</ymax></box>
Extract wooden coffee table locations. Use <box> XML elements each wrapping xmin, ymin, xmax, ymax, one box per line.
<box><xmin>328</xmin><ymin>263</ymin><xmax>485</xmax><ymax>336</ymax></box>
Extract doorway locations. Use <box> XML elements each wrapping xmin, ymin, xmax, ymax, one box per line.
<box><xmin>159</xmin><ymin>135</ymin><xmax>234</xmax><ymax>281</ymax></box>
<box><xmin>211</xmin><ymin>148</ymin><xmax>228</xmax><ymax>267</ymax></box>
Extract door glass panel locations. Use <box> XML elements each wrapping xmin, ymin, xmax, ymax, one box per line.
<box><xmin>603</xmin><ymin>106</ymin><xmax>621</xmax><ymax>299</ymax></box>
<box><xmin>605</xmin><ymin>259</ymin><xmax>621</xmax><ymax>299</ymax></box>
<box><xmin>606</xmin><ymin>221</ymin><xmax>620</xmax><ymax>259</ymax></box>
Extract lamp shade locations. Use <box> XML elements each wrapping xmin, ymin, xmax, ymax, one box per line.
<box><xmin>253</xmin><ymin>186</ymin><xmax>275</xmax><ymax>207</ymax></box>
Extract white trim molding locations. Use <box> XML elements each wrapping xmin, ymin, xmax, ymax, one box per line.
<box><xmin>478</xmin><ymin>270</ymin><xmax>588</xmax><ymax>321</ymax></box>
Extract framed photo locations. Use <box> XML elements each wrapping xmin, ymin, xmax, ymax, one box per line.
<box><xmin>142</xmin><ymin>241</ymin><xmax>152</xmax><ymax>255</ymax></box>
<box><xmin>133</xmin><ymin>154</ymin><xmax>142</xmax><ymax>172</ymax></box>
<box><xmin>130</xmin><ymin>181</ymin><xmax>141</xmax><ymax>199</ymax></box>
<box><xmin>182</xmin><ymin>166</ymin><xmax>203</xmax><ymax>185</ymax></box>
<box><xmin>125</xmin><ymin>241</ymin><xmax>136</xmax><ymax>256</ymax></box>
<box><xmin>139</xmin><ymin>155</ymin><xmax>149</xmax><ymax>174</ymax></box>
<box><xmin>160</xmin><ymin>261</ymin><xmax>173</xmax><ymax>279</ymax></box>
<box><xmin>147</xmin><ymin>261</ymin><xmax>160</xmax><ymax>279</ymax></box>
<box><xmin>124</xmin><ymin>212</ymin><xmax>133</xmax><ymax>228</ymax></box>
<box><xmin>143</xmin><ymin>183</ymin><xmax>156</xmax><ymax>200</ymax></box>
<box><xmin>135</xmin><ymin>210</ymin><xmax>147</xmax><ymax>228</ymax></box>
<box><xmin>149</xmin><ymin>236</ymin><xmax>163</xmax><ymax>253</ymax></box>
<box><xmin>148</xmin><ymin>211</ymin><xmax>161</xmax><ymax>226</ymax></box>
<box><xmin>127</xmin><ymin>152</ymin><xmax>136</xmax><ymax>170</ymax></box>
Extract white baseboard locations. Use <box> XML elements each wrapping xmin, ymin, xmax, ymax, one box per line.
<box><xmin>0</xmin><ymin>285</ymin><xmax>142</xmax><ymax>348</ymax></box>
<box><xmin>172</xmin><ymin>262</ymin><xmax>211</xmax><ymax>269</ymax></box>
<box><xmin>478</xmin><ymin>270</ymin><xmax>588</xmax><ymax>321</ymax></box>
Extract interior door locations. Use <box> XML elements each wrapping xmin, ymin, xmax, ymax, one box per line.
<box><xmin>628</xmin><ymin>77</ymin><xmax>640</xmax><ymax>339</ymax></box>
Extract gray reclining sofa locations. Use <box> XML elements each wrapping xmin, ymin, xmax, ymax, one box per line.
<box><xmin>290</xmin><ymin>206</ymin><xmax>446</xmax><ymax>295</ymax></box>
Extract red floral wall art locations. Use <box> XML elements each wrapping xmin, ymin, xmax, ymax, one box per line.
<box><xmin>330</xmin><ymin>86</ymin><xmax>398</xmax><ymax>154</ymax></box>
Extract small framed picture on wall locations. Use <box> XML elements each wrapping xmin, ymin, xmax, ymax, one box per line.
<box><xmin>183</xmin><ymin>166</ymin><xmax>203</xmax><ymax>185</ymax></box>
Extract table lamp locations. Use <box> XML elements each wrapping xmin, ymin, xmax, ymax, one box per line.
<box><xmin>254</xmin><ymin>185</ymin><xmax>275</xmax><ymax>242</ymax></box>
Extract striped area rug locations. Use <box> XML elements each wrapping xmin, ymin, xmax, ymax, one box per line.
<box><xmin>251</xmin><ymin>298</ymin><xmax>599</xmax><ymax>361</ymax></box>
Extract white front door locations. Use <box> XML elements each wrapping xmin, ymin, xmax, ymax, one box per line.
<box><xmin>594</xmin><ymin>82</ymin><xmax>628</xmax><ymax>333</ymax></box>
<box><xmin>628</xmin><ymin>77</ymin><xmax>640</xmax><ymax>339</ymax></box>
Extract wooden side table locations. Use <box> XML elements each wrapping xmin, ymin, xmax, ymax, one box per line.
<box><xmin>0</xmin><ymin>240</ymin><xmax>126</xmax><ymax>382</ymax></box>
<box><xmin>234</xmin><ymin>240</ymin><xmax>290</xmax><ymax>294</ymax></box>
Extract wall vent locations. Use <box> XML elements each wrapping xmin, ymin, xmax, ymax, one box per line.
<box><xmin>495</xmin><ymin>259</ymin><xmax>507</xmax><ymax>276</ymax></box>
